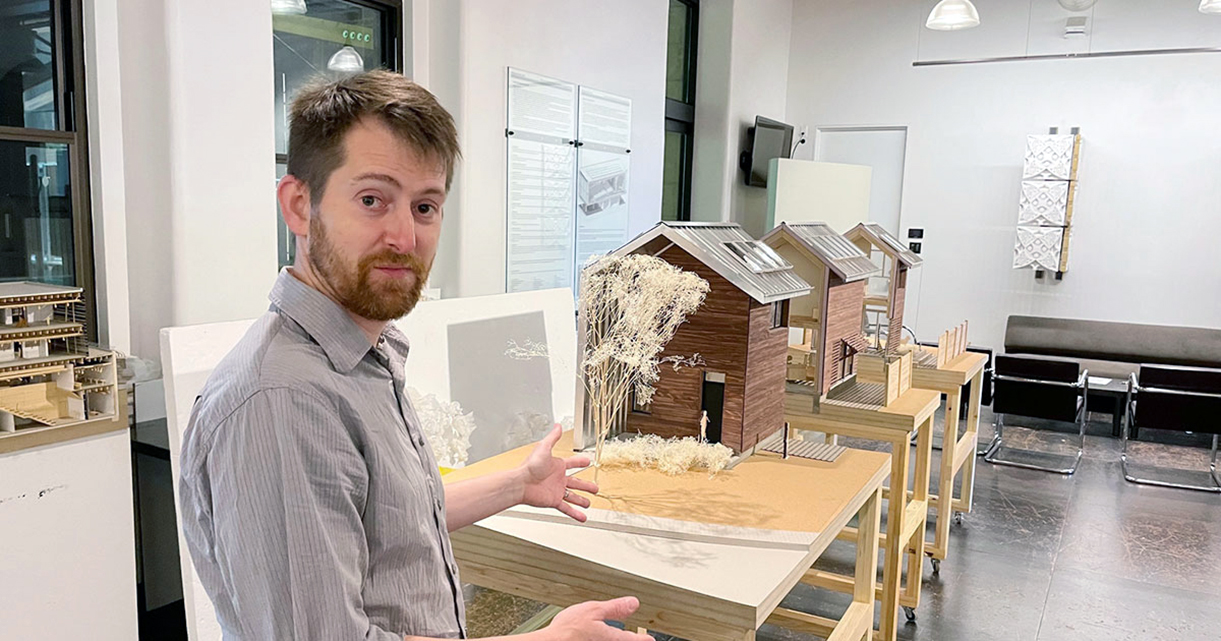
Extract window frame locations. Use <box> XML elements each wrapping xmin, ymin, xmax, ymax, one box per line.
<box><xmin>273</xmin><ymin>0</ymin><xmax>405</xmax><ymax>267</ymax></box>
<box><xmin>663</xmin><ymin>0</ymin><xmax>698</xmax><ymax>222</ymax></box>
<box><xmin>0</xmin><ymin>0</ymin><xmax>97</xmax><ymax>341</ymax></box>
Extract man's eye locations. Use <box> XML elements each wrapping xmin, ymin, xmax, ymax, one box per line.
<box><xmin>361</xmin><ymin>195</ymin><xmax>380</xmax><ymax>208</ymax></box>
<box><xmin>417</xmin><ymin>204</ymin><xmax>435</xmax><ymax>215</ymax></box>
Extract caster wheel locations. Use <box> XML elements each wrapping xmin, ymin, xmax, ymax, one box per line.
<box><xmin>903</xmin><ymin>606</ymin><xmax>917</xmax><ymax>622</ymax></box>
<box><xmin>953</xmin><ymin>511</ymin><xmax>965</xmax><ymax>526</ymax></box>
<box><xmin>931</xmin><ymin>558</ymin><xmax>941</xmax><ymax>575</ymax></box>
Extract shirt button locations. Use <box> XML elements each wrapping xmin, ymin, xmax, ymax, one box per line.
<box><xmin>416</xmin><ymin>436</ymin><xmax>425</xmax><ymax>447</ymax></box>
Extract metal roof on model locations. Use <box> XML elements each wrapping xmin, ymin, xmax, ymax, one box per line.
<box><xmin>612</xmin><ymin>222</ymin><xmax>813</xmax><ymax>304</ymax></box>
<box><xmin>760</xmin><ymin>222</ymin><xmax>881</xmax><ymax>283</ymax></box>
<box><xmin>846</xmin><ymin>223</ymin><xmax>923</xmax><ymax>268</ymax></box>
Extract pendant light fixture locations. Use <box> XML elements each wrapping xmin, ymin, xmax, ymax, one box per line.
<box><xmin>1201</xmin><ymin>0</ymin><xmax>1221</xmax><ymax>14</ymax></box>
<box><xmin>328</xmin><ymin>45</ymin><xmax>365</xmax><ymax>73</ymax></box>
<box><xmin>1057</xmin><ymin>0</ymin><xmax>1097</xmax><ymax>10</ymax></box>
<box><xmin>926</xmin><ymin>0</ymin><xmax>981</xmax><ymax>31</ymax></box>
<box><xmin>271</xmin><ymin>0</ymin><xmax>307</xmax><ymax>15</ymax></box>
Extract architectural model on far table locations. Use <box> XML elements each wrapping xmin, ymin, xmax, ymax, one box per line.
<box><xmin>0</xmin><ymin>282</ymin><xmax>118</xmax><ymax>435</ymax></box>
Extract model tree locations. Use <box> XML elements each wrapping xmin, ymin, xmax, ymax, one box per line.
<box><xmin>579</xmin><ymin>254</ymin><xmax>709</xmax><ymax>478</ymax></box>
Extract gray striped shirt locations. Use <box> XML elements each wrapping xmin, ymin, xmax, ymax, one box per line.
<box><xmin>179</xmin><ymin>269</ymin><xmax>466</xmax><ymax>640</ymax></box>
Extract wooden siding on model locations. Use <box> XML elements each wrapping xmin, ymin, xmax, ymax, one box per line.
<box><xmin>623</xmin><ymin>246</ymin><xmax>751</xmax><ymax>450</ymax></box>
<box><xmin>822</xmin><ymin>278</ymin><xmax>866</xmax><ymax>395</ymax></box>
<box><xmin>742</xmin><ymin>299</ymin><xmax>789</xmax><ymax>451</ymax></box>
<box><xmin>888</xmin><ymin>280</ymin><xmax>906</xmax><ymax>352</ymax></box>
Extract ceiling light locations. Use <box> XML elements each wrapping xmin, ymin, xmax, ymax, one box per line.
<box><xmin>271</xmin><ymin>0</ymin><xmax>307</xmax><ymax>15</ymax></box>
<box><xmin>1057</xmin><ymin>0</ymin><xmax>1098</xmax><ymax>10</ymax></box>
<box><xmin>926</xmin><ymin>0</ymin><xmax>981</xmax><ymax>31</ymax></box>
<box><xmin>1202</xmin><ymin>0</ymin><xmax>1221</xmax><ymax>14</ymax></box>
<box><xmin>327</xmin><ymin>45</ymin><xmax>364</xmax><ymax>74</ymax></box>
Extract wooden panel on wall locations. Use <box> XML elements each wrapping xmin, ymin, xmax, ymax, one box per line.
<box><xmin>742</xmin><ymin>300</ymin><xmax>788</xmax><ymax>451</ymax></box>
<box><xmin>822</xmin><ymin>279</ymin><xmax>866</xmax><ymax>395</ymax></box>
<box><xmin>624</xmin><ymin>246</ymin><xmax>751</xmax><ymax>450</ymax></box>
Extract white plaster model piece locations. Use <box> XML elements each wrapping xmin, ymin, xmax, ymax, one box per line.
<box><xmin>1018</xmin><ymin>180</ymin><xmax>1070</xmax><ymax>226</ymax></box>
<box><xmin>1022</xmin><ymin>134</ymin><xmax>1080</xmax><ymax>181</ymax></box>
<box><xmin>405</xmin><ymin>386</ymin><xmax>477</xmax><ymax>468</ymax></box>
<box><xmin>0</xmin><ymin>282</ymin><xmax>118</xmax><ymax>434</ymax></box>
<box><xmin>1013</xmin><ymin>226</ymin><xmax>1066</xmax><ymax>271</ymax></box>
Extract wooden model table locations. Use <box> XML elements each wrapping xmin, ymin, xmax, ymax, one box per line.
<box><xmin>443</xmin><ymin>432</ymin><xmax>891</xmax><ymax>641</ymax></box>
<box><xmin>784</xmin><ymin>384</ymin><xmax>940</xmax><ymax>641</ymax></box>
<box><xmin>906</xmin><ymin>347</ymin><xmax>986</xmax><ymax>563</ymax></box>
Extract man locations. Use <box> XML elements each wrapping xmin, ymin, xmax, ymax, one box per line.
<box><xmin>178</xmin><ymin>70</ymin><xmax>649</xmax><ymax>641</ymax></box>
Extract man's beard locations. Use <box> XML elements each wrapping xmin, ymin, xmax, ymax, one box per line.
<box><xmin>307</xmin><ymin>212</ymin><xmax>430</xmax><ymax>321</ymax></box>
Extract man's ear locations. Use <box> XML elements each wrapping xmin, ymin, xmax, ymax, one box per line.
<box><xmin>277</xmin><ymin>174</ymin><xmax>312</xmax><ymax>237</ymax></box>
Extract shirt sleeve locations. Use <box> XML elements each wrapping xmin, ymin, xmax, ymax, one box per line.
<box><xmin>205</xmin><ymin>388</ymin><xmax>400</xmax><ymax>641</ymax></box>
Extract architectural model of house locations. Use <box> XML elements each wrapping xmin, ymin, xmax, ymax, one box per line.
<box><xmin>844</xmin><ymin>223</ymin><xmax>923</xmax><ymax>354</ymax></box>
<box><xmin>760</xmin><ymin>222</ymin><xmax>880</xmax><ymax>396</ymax></box>
<box><xmin>583</xmin><ymin>222</ymin><xmax>812</xmax><ymax>454</ymax></box>
<box><xmin>0</xmin><ymin>282</ymin><xmax>118</xmax><ymax>434</ymax></box>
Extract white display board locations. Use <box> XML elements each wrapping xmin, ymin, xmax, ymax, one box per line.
<box><xmin>0</xmin><ymin>430</ymin><xmax>139</xmax><ymax>641</ymax></box>
<box><xmin>396</xmin><ymin>287</ymin><xmax>578</xmax><ymax>463</ymax></box>
<box><xmin>506</xmin><ymin>69</ymin><xmax>578</xmax><ymax>293</ymax></box>
<box><xmin>506</xmin><ymin>68</ymin><xmax>632</xmax><ymax>293</ymax></box>
<box><xmin>162</xmin><ymin>319</ymin><xmax>256</xmax><ymax>641</ymax></box>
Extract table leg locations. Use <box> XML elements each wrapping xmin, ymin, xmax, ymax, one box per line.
<box><xmin>878</xmin><ymin>432</ymin><xmax>910</xmax><ymax>641</ymax></box>
<box><xmin>855</xmin><ymin>485</ymin><xmax>882</xmax><ymax>640</ymax></box>
<box><xmin>961</xmin><ymin>370</ymin><xmax>983</xmax><ymax>513</ymax></box>
<box><xmin>933</xmin><ymin>388</ymin><xmax>960</xmax><ymax>561</ymax></box>
<box><xmin>900</xmin><ymin>415</ymin><xmax>932</xmax><ymax>609</ymax></box>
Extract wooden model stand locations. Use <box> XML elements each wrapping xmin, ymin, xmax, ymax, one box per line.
<box><xmin>859</xmin><ymin>321</ymin><xmax>985</xmax><ymax>565</ymax></box>
<box><xmin>761</xmin><ymin>222</ymin><xmax>938</xmax><ymax>641</ymax></box>
<box><xmin>785</xmin><ymin>366</ymin><xmax>939</xmax><ymax>641</ymax></box>
<box><xmin>0</xmin><ymin>283</ymin><xmax>119</xmax><ymax>454</ymax></box>
<box><xmin>444</xmin><ymin>431</ymin><xmax>891</xmax><ymax>641</ymax></box>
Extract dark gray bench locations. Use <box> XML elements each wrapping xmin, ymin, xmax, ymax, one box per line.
<box><xmin>1002</xmin><ymin>315</ymin><xmax>1221</xmax><ymax>441</ymax></box>
<box><xmin>1005</xmin><ymin>315</ymin><xmax>1221</xmax><ymax>380</ymax></box>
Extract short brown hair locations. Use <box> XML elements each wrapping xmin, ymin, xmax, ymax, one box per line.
<box><xmin>287</xmin><ymin>70</ymin><xmax>461</xmax><ymax>202</ymax></box>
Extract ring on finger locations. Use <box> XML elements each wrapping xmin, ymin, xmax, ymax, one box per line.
<box><xmin>563</xmin><ymin>489</ymin><xmax>571</xmax><ymax>500</ymax></box>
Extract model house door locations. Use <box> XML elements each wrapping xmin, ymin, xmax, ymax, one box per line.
<box><xmin>701</xmin><ymin>372</ymin><xmax>725</xmax><ymax>444</ymax></box>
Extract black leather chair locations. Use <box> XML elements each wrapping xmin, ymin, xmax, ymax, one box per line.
<box><xmin>984</xmin><ymin>354</ymin><xmax>1088</xmax><ymax>474</ymax></box>
<box><xmin>1123</xmin><ymin>365</ymin><xmax>1221</xmax><ymax>493</ymax></box>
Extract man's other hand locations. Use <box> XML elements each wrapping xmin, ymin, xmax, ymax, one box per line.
<box><xmin>545</xmin><ymin>597</ymin><xmax>653</xmax><ymax>641</ymax></box>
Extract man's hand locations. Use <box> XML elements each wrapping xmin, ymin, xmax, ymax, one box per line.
<box><xmin>544</xmin><ymin>597</ymin><xmax>652</xmax><ymax>641</ymax></box>
<box><xmin>518</xmin><ymin>425</ymin><xmax>599</xmax><ymax>522</ymax></box>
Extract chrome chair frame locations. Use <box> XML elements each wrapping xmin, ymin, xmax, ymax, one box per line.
<box><xmin>984</xmin><ymin>370</ymin><xmax>1088</xmax><ymax>475</ymax></box>
<box><xmin>1121</xmin><ymin>372</ymin><xmax>1221</xmax><ymax>493</ymax></box>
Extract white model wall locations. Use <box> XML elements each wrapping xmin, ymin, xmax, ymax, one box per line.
<box><xmin>421</xmin><ymin>0</ymin><xmax>668</xmax><ymax>298</ymax></box>
<box><xmin>787</xmin><ymin>0</ymin><xmax>1221</xmax><ymax>350</ymax></box>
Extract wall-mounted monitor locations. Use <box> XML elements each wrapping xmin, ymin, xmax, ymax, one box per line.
<box><xmin>740</xmin><ymin>116</ymin><xmax>795</xmax><ymax>188</ymax></box>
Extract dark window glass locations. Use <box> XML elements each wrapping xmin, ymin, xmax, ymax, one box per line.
<box><xmin>665</xmin><ymin>0</ymin><xmax>692</xmax><ymax>103</ymax></box>
<box><xmin>0</xmin><ymin>1</ymin><xmax>58</xmax><ymax>130</ymax></box>
<box><xmin>0</xmin><ymin>140</ymin><xmax>75</xmax><ymax>285</ymax></box>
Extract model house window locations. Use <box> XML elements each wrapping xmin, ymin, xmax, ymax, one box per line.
<box><xmin>0</xmin><ymin>1</ymin><xmax>97</xmax><ymax>341</ymax></box>
<box><xmin>661</xmin><ymin>0</ymin><xmax>698</xmax><ymax>222</ymax></box>
<box><xmin>631</xmin><ymin>388</ymin><xmax>651</xmax><ymax>414</ymax></box>
<box><xmin>272</xmin><ymin>0</ymin><xmax>403</xmax><ymax>268</ymax></box>
<box><xmin>772</xmin><ymin>300</ymin><xmax>789</xmax><ymax>329</ymax></box>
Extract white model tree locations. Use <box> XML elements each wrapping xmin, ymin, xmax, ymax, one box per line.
<box><xmin>579</xmin><ymin>253</ymin><xmax>709</xmax><ymax>478</ymax></box>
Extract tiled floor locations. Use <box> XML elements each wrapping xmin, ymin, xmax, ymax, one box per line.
<box><xmin>466</xmin><ymin>409</ymin><xmax>1221</xmax><ymax>641</ymax></box>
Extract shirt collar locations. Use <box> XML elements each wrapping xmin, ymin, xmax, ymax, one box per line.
<box><xmin>269</xmin><ymin>268</ymin><xmax>377</xmax><ymax>374</ymax></box>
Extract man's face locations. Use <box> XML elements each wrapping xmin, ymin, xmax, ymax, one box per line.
<box><xmin>304</xmin><ymin>117</ymin><xmax>446</xmax><ymax>321</ymax></box>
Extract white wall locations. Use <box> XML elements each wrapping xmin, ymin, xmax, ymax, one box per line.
<box><xmin>787</xmin><ymin>0</ymin><xmax>1221</xmax><ymax>351</ymax></box>
<box><xmin>113</xmin><ymin>0</ymin><xmax>278</xmax><ymax>365</ymax></box>
<box><xmin>420</xmin><ymin>0</ymin><xmax>668</xmax><ymax>298</ymax></box>
<box><xmin>691</xmin><ymin>0</ymin><xmax>794</xmax><ymax>237</ymax></box>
